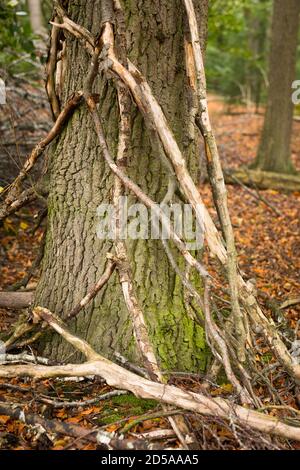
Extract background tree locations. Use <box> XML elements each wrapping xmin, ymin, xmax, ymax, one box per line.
<box><xmin>253</xmin><ymin>0</ymin><xmax>300</xmax><ymax>174</ymax></box>
<box><xmin>27</xmin><ymin>0</ymin><xmax>45</xmax><ymax>37</ymax></box>
<box><xmin>35</xmin><ymin>0</ymin><xmax>210</xmax><ymax>370</ymax></box>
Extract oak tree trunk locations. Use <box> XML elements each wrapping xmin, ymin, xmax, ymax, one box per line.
<box><xmin>253</xmin><ymin>0</ymin><xmax>300</xmax><ymax>174</ymax></box>
<box><xmin>35</xmin><ymin>0</ymin><xmax>209</xmax><ymax>371</ymax></box>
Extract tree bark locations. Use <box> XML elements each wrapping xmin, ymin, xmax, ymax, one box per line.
<box><xmin>0</xmin><ymin>291</ymin><xmax>34</xmax><ymax>309</ymax></box>
<box><xmin>35</xmin><ymin>0</ymin><xmax>209</xmax><ymax>371</ymax></box>
<box><xmin>253</xmin><ymin>0</ymin><xmax>300</xmax><ymax>174</ymax></box>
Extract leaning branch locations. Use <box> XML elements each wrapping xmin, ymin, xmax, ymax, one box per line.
<box><xmin>87</xmin><ymin>97</ymin><xmax>209</xmax><ymax>285</ymax></box>
<box><xmin>85</xmin><ymin>29</ymin><xmax>196</xmax><ymax>446</ymax></box>
<box><xmin>0</xmin><ymin>291</ymin><xmax>34</xmax><ymax>309</ymax></box>
<box><xmin>98</xmin><ymin>21</ymin><xmax>300</xmax><ymax>381</ymax></box>
<box><xmin>184</xmin><ymin>0</ymin><xmax>247</xmax><ymax>361</ymax></box>
<box><xmin>65</xmin><ymin>258</ymin><xmax>116</xmax><ymax>321</ymax></box>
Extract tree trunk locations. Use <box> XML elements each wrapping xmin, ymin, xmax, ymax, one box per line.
<box><xmin>253</xmin><ymin>0</ymin><xmax>300</xmax><ymax>174</ymax></box>
<box><xmin>27</xmin><ymin>0</ymin><xmax>45</xmax><ymax>36</ymax></box>
<box><xmin>35</xmin><ymin>0</ymin><xmax>209</xmax><ymax>371</ymax></box>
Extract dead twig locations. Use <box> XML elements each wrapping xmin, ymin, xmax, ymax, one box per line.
<box><xmin>38</xmin><ymin>390</ymin><xmax>128</xmax><ymax>409</ymax></box>
<box><xmin>0</xmin><ymin>401</ymin><xmax>98</xmax><ymax>443</ymax></box>
<box><xmin>65</xmin><ymin>258</ymin><xmax>116</xmax><ymax>321</ymax></box>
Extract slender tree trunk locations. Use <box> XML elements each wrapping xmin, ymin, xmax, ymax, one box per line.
<box><xmin>35</xmin><ymin>0</ymin><xmax>209</xmax><ymax>371</ymax></box>
<box><xmin>27</xmin><ymin>0</ymin><xmax>45</xmax><ymax>36</ymax></box>
<box><xmin>253</xmin><ymin>0</ymin><xmax>300</xmax><ymax>174</ymax></box>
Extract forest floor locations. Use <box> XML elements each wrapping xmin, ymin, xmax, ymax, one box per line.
<box><xmin>0</xmin><ymin>91</ymin><xmax>299</xmax><ymax>450</ymax></box>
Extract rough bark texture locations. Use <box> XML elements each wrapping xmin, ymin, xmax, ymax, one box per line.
<box><xmin>35</xmin><ymin>0</ymin><xmax>209</xmax><ymax>371</ymax></box>
<box><xmin>253</xmin><ymin>0</ymin><xmax>300</xmax><ymax>173</ymax></box>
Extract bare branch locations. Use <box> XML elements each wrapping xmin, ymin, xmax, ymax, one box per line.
<box><xmin>184</xmin><ymin>0</ymin><xmax>247</xmax><ymax>361</ymax></box>
<box><xmin>46</xmin><ymin>19</ymin><xmax>61</xmax><ymax>120</ymax></box>
<box><xmin>65</xmin><ymin>258</ymin><xmax>116</xmax><ymax>321</ymax></box>
<box><xmin>0</xmin><ymin>401</ymin><xmax>98</xmax><ymax>443</ymax></box>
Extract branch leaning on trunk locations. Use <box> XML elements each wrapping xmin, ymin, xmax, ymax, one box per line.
<box><xmin>0</xmin><ymin>291</ymin><xmax>34</xmax><ymax>309</ymax></box>
<box><xmin>46</xmin><ymin>17</ymin><xmax>61</xmax><ymax>120</ymax></box>
<box><xmin>183</xmin><ymin>0</ymin><xmax>247</xmax><ymax>363</ymax></box>
<box><xmin>0</xmin><ymin>91</ymin><xmax>83</xmax><ymax>221</ymax></box>
<box><xmin>84</xmin><ymin>20</ymin><xmax>197</xmax><ymax>448</ymax></box>
<box><xmin>97</xmin><ymin>18</ymin><xmax>300</xmax><ymax>382</ymax></box>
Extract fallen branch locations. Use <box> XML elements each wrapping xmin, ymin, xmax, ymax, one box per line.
<box><xmin>225</xmin><ymin>168</ymin><xmax>300</xmax><ymax>192</ymax></box>
<box><xmin>114</xmin><ymin>352</ymin><xmax>148</xmax><ymax>378</ymax></box>
<box><xmin>133</xmin><ymin>428</ymin><xmax>176</xmax><ymax>442</ymax></box>
<box><xmin>0</xmin><ymin>401</ymin><xmax>97</xmax><ymax>443</ymax></box>
<box><xmin>120</xmin><ymin>409</ymin><xmax>184</xmax><ymax>434</ymax></box>
<box><xmin>280</xmin><ymin>298</ymin><xmax>300</xmax><ymax>310</ymax></box>
<box><xmin>0</xmin><ymin>307</ymin><xmax>300</xmax><ymax>442</ymax></box>
<box><xmin>0</xmin><ymin>353</ymin><xmax>50</xmax><ymax>365</ymax></box>
<box><xmin>96</xmin><ymin>430</ymin><xmax>161</xmax><ymax>450</ymax></box>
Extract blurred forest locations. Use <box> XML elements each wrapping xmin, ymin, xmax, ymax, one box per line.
<box><xmin>1</xmin><ymin>0</ymin><xmax>299</xmax><ymax>104</ymax></box>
